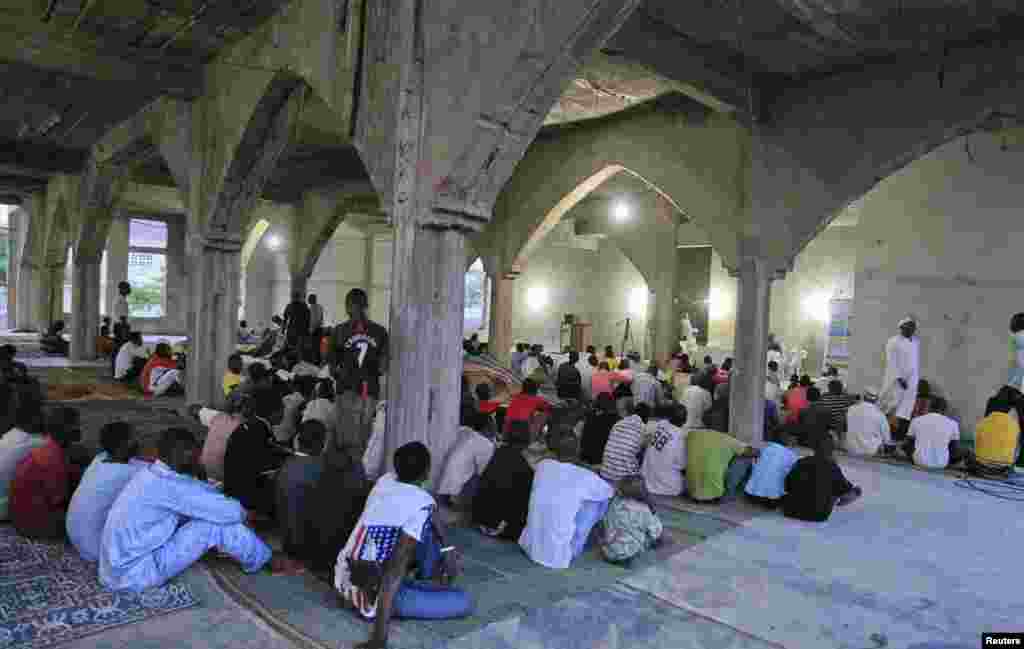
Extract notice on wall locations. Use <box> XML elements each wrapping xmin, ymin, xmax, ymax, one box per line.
<box><xmin>824</xmin><ymin>298</ymin><xmax>852</xmax><ymax>369</ymax></box>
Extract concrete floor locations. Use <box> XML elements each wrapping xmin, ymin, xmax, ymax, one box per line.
<box><xmin>60</xmin><ymin>456</ymin><xmax>1005</xmax><ymax>649</ymax></box>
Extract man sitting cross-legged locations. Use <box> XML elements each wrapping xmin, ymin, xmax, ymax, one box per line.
<box><xmin>66</xmin><ymin>422</ymin><xmax>145</xmax><ymax>561</ymax></box>
<box><xmin>99</xmin><ymin>428</ymin><xmax>274</xmax><ymax>592</ymax></box>
<box><xmin>685</xmin><ymin>428</ymin><xmax>759</xmax><ymax>503</ymax></box>
<box><xmin>783</xmin><ymin>434</ymin><xmax>862</xmax><ymax>523</ymax></box>
<box><xmin>473</xmin><ymin>421</ymin><xmax>534</xmax><ymax>540</ymax></box>
<box><xmin>335</xmin><ymin>442</ymin><xmax>472</xmax><ymax>649</ymax></box>
<box><xmin>744</xmin><ymin>436</ymin><xmax>800</xmax><ymax>509</ymax></box>
<box><xmin>519</xmin><ymin>433</ymin><xmax>615</xmax><ymax>569</ymax></box>
<box><xmin>222</xmin><ymin>395</ymin><xmax>290</xmax><ymax>518</ymax></box>
<box><xmin>9</xmin><ymin>406</ymin><xmax>85</xmax><ymax>539</ymax></box>
<box><xmin>437</xmin><ymin>406</ymin><xmax>495</xmax><ymax>508</ymax></box>
<box><xmin>273</xmin><ymin>420</ymin><xmax>327</xmax><ymax>575</ymax></box>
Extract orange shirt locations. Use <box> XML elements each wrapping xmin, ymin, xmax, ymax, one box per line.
<box><xmin>140</xmin><ymin>356</ymin><xmax>177</xmax><ymax>395</ymax></box>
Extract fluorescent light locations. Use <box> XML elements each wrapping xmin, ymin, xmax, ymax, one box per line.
<box><xmin>612</xmin><ymin>201</ymin><xmax>630</xmax><ymax>223</ymax></box>
<box><xmin>802</xmin><ymin>290</ymin><xmax>831</xmax><ymax>322</ymax></box>
<box><xmin>527</xmin><ymin>286</ymin><xmax>548</xmax><ymax>311</ymax></box>
<box><xmin>708</xmin><ymin>287</ymin><xmax>729</xmax><ymax>319</ymax></box>
<box><xmin>629</xmin><ymin>286</ymin><xmax>648</xmax><ymax>316</ymax></box>
<box><xmin>266</xmin><ymin>234</ymin><xmax>282</xmax><ymax>250</ymax></box>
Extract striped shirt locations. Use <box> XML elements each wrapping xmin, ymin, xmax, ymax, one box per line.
<box><xmin>820</xmin><ymin>393</ymin><xmax>854</xmax><ymax>432</ymax></box>
<box><xmin>600</xmin><ymin>415</ymin><xmax>646</xmax><ymax>482</ymax></box>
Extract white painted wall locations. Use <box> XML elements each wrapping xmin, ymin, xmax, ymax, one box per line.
<box><xmin>512</xmin><ymin>221</ymin><xmax>649</xmax><ymax>355</ymax></box>
<box><xmin>846</xmin><ymin>132</ymin><xmax>1024</xmax><ymax>437</ymax></box>
<box><xmin>244</xmin><ymin>222</ymin><xmax>391</xmax><ymax>330</ymax></box>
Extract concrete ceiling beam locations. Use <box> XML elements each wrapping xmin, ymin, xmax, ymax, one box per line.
<box><xmin>0</xmin><ymin>14</ymin><xmax>203</xmax><ymax>97</ymax></box>
<box><xmin>605</xmin><ymin>9</ymin><xmax>764</xmax><ymax>118</ymax></box>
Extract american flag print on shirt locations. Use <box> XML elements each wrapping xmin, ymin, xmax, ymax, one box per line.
<box><xmin>344</xmin><ymin>524</ymin><xmax>401</xmax><ymax>620</ymax></box>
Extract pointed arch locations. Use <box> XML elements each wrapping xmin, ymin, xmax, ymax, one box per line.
<box><xmin>491</xmin><ymin>96</ymin><xmax>749</xmax><ymax>275</ymax></box>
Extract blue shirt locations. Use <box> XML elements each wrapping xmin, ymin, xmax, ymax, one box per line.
<box><xmin>66</xmin><ymin>458</ymin><xmax>145</xmax><ymax>562</ymax></box>
<box><xmin>99</xmin><ymin>461</ymin><xmax>251</xmax><ymax>591</ymax></box>
<box><xmin>745</xmin><ymin>443</ymin><xmax>799</xmax><ymax>500</ymax></box>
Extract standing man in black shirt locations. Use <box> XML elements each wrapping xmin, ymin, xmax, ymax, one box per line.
<box><xmin>283</xmin><ymin>291</ymin><xmax>311</xmax><ymax>354</ymax></box>
<box><xmin>327</xmin><ymin>288</ymin><xmax>389</xmax><ymax>458</ymax></box>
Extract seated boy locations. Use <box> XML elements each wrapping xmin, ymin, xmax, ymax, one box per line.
<box><xmin>301</xmin><ymin>380</ymin><xmax>337</xmax><ymax>440</ymax></box>
<box><xmin>473</xmin><ymin>421</ymin><xmax>534</xmax><ymax>540</ymax></box>
<box><xmin>335</xmin><ymin>442</ymin><xmax>472</xmax><ymax>648</ymax></box>
<box><xmin>223</xmin><ymin>397</ymin><xmax>290</xmax><ymax>517</ymax></box>
<box><xmin>274</xmin><ymin>420</ymin><xmax>326</xmax><ymax>575</ymax></box>
<box><xmin>140</xmin><ymin>343</ymin><xmax>182</xmax><ymax>397</ymax></box>
<box><xmin>99</xmin><ymin>428</ymin><xmax>274</xmax><ymax>592</ymax></box>
<box><xmin>437</xmin><ymin>407</ymin><xmax>495</xmax><ymax>508</ymax></box>
<box><xmin>600</xmin><ymin>476</ymin><xmax>663</xmax><ymax>566</ymax></box>
<box><xmin>744</xmin><ymin>438</ymin><xmax>800</xmax><ymax>508</ymax></box>
<box><xmin>904</xmin><ymin>397</ymin><xmax>966</xmax><ymax>469</ymax></box>
<box><xmin>9</xmin><ymin>406</ymin><xmax>83</xmax><ymax>538</ymax></box>
<box><xmin>1</xmin><ymin>384</ymin><xmax>46</xmax><ymax>521</ymax></box>
<box><xmin>67</xmin><ymin>422</ymin><xmax>145</xmax><ymax>561</ymax></box>
<box><xmin>641</xmin><ymin>404</ymin><xmax>689</xmax><ymax>497</ymax></box>
<box><xmin>783</xmin><ymin>435</ymin><xmax>862</xmax><ymax>522</ymax></box>
<box><xmin>306</xmin><ymin>442</ymin><xmax>370</xmax><ymax>574</ymax></box>
<box><xmin>519</xmin><ymin>433</ymin><xmax>614</xmax><ymax>569</ymax></box>
<box><xmin>685</xmin><ymin>428</ymin><xmax>758</xmax><ymax>503</ymax></box>
<box><xmin>224</xmin><ymin>353</ymin><xmax>244</xmax><ymax>397</ymax></box>
<box><xmin>114</xmin><ymin>333</ymin><xmax>148</xmax><ymax>382</ymax></box>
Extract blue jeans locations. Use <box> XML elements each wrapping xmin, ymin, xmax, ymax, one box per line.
<box><xmin>724</xmin><ymin>457</ymin><xmax>754</xmax><ymax>501</ymax></box>
<box><xmin>570</xmin><ymin>499</ymin><xmax>610</xmax><ymax>560</ymax></box>
<box><xmin>392</xmin><ymin>516</ymin><xmax>473</xmax><ymax>620</ymax></box>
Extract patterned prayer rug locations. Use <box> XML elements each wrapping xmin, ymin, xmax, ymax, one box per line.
<box><xmin>0</xmin><ymin>526</ymin><xmax>200</xmax><ymax>649</ymax></box>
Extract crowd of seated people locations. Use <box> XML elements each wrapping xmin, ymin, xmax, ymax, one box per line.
<box><xmin>12</xmin><ymin>305</ymin><xmax>1024</xmax><ymax>649</ymax></box>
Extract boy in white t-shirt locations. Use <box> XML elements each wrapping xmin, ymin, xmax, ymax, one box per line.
<box><xmin>641</xmin><ymin>404</ymin><xmax>689</xmax><ymax>496</ymax></box>
<box><xmin>335</xmin><ymin>442</ymin><xmax>472</xmax><ymax>648</ymax></box>
<box><xmin>905</xmin><ymin>397</ymin><xmax>966</xmax><ymax>469</ymax></box>
<box><xmin>437</xmin><ymin>408</ymin><xmax>495</xmax><ymax>508</ymax></box>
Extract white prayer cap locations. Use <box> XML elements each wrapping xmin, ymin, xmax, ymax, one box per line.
<box><xmin>898</xmin><ymin>317</ymin><xmax>916</xmax><ymax>327</ymax></box>
<box><xmin>862</xmin><ymin>386</ymin><xmax>879</xmax><ymax>401</ymax></box>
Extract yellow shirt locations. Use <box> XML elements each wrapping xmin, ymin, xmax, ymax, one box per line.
<box><xmin>975</xmin><ymin>412</ymin><xmax>1020</xmax><ymax>465</ymax></box>
<box><xmin>604</xmin><ymin>357</ymin><xmax>620</xmax><ymax>371</ymax></box>
<box><xmin>223</xmin><ymin>371</ymin><xmax>242</xmax><ymax>397</ymax></box>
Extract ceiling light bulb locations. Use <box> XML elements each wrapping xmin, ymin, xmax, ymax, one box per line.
<box><xmin>612</xmin><ymin>202</ymin><xmax>630</xmax><ymax>222</ymax></box>
<box><xmin>266</xmin><ymin>234</ymin><xmax>282</xmax><ymax>250</ymax></box>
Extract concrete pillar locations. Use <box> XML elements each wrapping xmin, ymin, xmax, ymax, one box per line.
<box><xmin>488</xmin><ymin>273</ymin><xmax>516</xmax><ymax>366</ymax></box>
<box><xmin>383</xmin><ymin>221</ymin><xmax>466</xmax><ymax>485</ymax></box>
<box><xmin>186</xmin><ymin>243</ymin><xmax>241</xmax><ymax>408</ymax></box>
<box><xmin>164</xmin><ymin>218</ymin><xmax>188</xmax><ymax>332</ymax></box>
<box><xmin>69</xmin><ymin>257</ymin><xmax>102</xmax><ymax>360</ymax></box>
<box><xmin>43</xmin><ymin>264</ymin><xmax>65</xmax><ymax>327</ymax></box>
<box><xmin>104</xmin><ymin>218</ymin><xmax>129</xmax><ymax>318</ymax></box>
<box><xmin>728</xmin><ymin>256</ymin><xmax>773</xmax><ymax>444</ymax></box>
<box><xmin>14</xmin><ymin>261</ymin><xmax>40</xmax><ymax>332</ymax></box>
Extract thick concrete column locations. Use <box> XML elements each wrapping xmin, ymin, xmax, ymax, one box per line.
<box><xmin>488</xmin><ymin>272</ymin><xmax>516</xmax><ymax>366</ymax></box>
<box><xmin>729</xmin><ymin>256</ymin><xmax>773</xmax><ymax>444</ymax></box>
<box><xmin>363</xmin><ymin>233</ymin><xmax>374</xmax><ymax>293</ymax></box>
<box><xmin>104</xmin><ymin>218</ymin><xmax>129</xmax><ymax>317</ymax></box>
<box><xmin>43</xmin><ymin>263</ymin><xmax>65</xmax><ymax>327</ymax></box>
<box><xmin>69</xmin><ymin>257</ymin><xmax>102</xmax><ymax>360</ymax></box>
<box><xmin>383</xmin><ymin>221</ymin><xmax>466</xmax><ymax>485</ymax></box>
<box><xmin>14</xmin><ymin>261</ymin><xmax>40</xmax><ymax>332</ymax></box>
<box><xmin>677</xmin><ymin>246</ymin><xmax>713</xmax><ymax>348</ymax></box>
<box><xmin>186</xmin><ymin>241</ymin><xmax>241</xmax><ymax>407</ymax></box>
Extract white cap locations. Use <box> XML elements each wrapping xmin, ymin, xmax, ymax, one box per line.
<box><xmin>898</xmin><ymin>317</ymin><xmax>916</xmax><ymax>327</ymax></box>
<box><xmin>863</xmin><ymin>387</ymin><xmax>879</xmax><ymax>401</ymax></box>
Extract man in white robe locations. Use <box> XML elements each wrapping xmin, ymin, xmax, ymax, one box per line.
<box><xmin>881</xmin><ymin>317</ymin><xmax>920</xmax><ymax>441</ymax></box>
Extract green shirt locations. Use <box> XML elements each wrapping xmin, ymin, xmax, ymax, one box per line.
<box><xmin>685</xmin><ymin>429</ymin><xmax>747</xmax><ymax>501</ymax></box>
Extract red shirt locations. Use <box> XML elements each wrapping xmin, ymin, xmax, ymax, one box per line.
<box><xmin>784</xmin><ymin>386</ymin><xmax>809</xmax><ymax>425</ymax></box>
<box><xmin>478</xmin><ymin>400</ymin><xmax>501</xmax><ymax>415</ymax></box>
<box><xmin>9</xmin><ymin>438</ymin><xmax>75</xmax><ymax>535</ymax></box>
<box><xmin>140</xmin><ymin>355</ymin><xmax>177</xmax><ymax>395</ymax></box>
<box><xmin>503</xmin><ymin>394</ymin><xmax>550</xmax><ymax>432</ymax></box>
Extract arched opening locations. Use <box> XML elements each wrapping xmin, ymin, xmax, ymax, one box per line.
<box><xmin>464</xmin><ymin>258</ymin><xmax>489</xmax><ymax>339</ymax></box>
